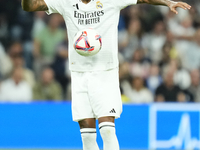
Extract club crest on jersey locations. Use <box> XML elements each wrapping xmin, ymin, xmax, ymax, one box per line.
<box><xmin>96</xmin><ymin>1</ymin><xmax>103</xmax><ymax>9</ymax></box>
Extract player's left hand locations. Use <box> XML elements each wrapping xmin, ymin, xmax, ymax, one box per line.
<box><xmin>168</xmin><ymin>1</ymin><xmax>191</xmax><ymax>14</ymax></box>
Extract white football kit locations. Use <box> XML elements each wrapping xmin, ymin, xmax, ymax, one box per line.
<box><xmin>44</xmin><ymin>0</ymin><xmax>137</xmax><ymax>121</ymax></box>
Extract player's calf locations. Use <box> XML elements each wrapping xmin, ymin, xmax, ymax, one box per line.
<box><xmin>99</xmin><ymin>122</ymin><xmax>120</xmax><ymax>150</ymax></box>
<box><xmin>79</xmin><ymin>119</ymin><xmax>99</xmax><ymax>150</ymax></box>
<box><xmin>81</xmin><ymin>128</ymin><xmax>100</xmax><ymax>150</ymax></box>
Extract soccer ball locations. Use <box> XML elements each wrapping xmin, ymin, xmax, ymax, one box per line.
<box><xmin>73</xmin><ymin>28</ymin><xmax>102</xmax><ymax>57</ymax></box>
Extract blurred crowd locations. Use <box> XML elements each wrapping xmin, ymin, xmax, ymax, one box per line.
<box><xmin>0</xmin><ymin>0</ymin><xmax>200</xmax><ymax>103</ymax></box>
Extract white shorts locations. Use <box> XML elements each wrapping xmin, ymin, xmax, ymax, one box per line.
<box><xmin>71</xmin><ymin>68</ymin><xmax>122</xmax><ymax>122</ymax></box>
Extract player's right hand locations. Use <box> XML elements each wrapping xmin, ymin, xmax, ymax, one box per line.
<box><xmin>168</xmin><ymin>1</ymin><xmax>191</xmax><ymax>14</ymax></box>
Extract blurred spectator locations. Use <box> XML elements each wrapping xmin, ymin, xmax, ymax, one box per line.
<box><xmin>190</xmin><ymin>3</ymin><xmax>200</xmax><ymax>28</ymax></box>
<box><xmin>7</xmin><ymin>0</ymin><xmax>33</xmax><ymax>41</ymax></box>
<box><xmin>0</xmin><ymin>42</ymin><xmax>12</xmax><ymax>79</ymax></box>
<box><xmin>0</xmin><ymin>0</ymin><xmax>28</xmax><ymax>43</ymax></box>
<box><xmin>120</xmin><ymin>87</ymin><xmax>130</xmax><ymax>103</ymax></box>
<box><xmin>146</xmin><ymin>64</ymin><xmax>162</xmax><ymax>94</ymax></box>
<box><xmin>127</xmin><ymin>5</ymin><xmax>141</xmax><ymax>20</ymax></box>
<box><xmin>119</xmin><ymin>61</ymin><xmax>132</xmax><ymax>103</ymax></box>
<box><xmin>170</xmin><ymin>15</ymin><xmax>195</xmax><ymax>37</ymax></box>
<box><xmin>8</xmin><ymin>41</ymin><xmax>24</xmax><ymax>58</ymax></box>
<box><xmin>188</xmin><ymin>70</ymin><xmax>200</xmax><ymax>102</ymax></box>
<box><xmin>11</xmin><ymin>55</ymin><xmax>35</xmax><ymax>87</ymax></box>
<box><xmin>51</xmin><ymin>37</ymin><xmax>70</xmax><ymax>99</ymax></box>
<box><xmin>0</xmin><ymin>14</ymin><xmax>8</xmax><ymax>43</ymax></box>
<box><xmin>32</xmin><ymin>11</ymin><xmax>46</xmax><ymax>39</ymax></box>
<box><xmin>119</xmin><ymin>62</ymin><xmax>130</xmax><ymax>80</ymax></box>
<box><xmin>176</xmin><ymin>28</ymin><xmax>200</xmax><ymax>71</ymax></box>
<box><xmin>167</xmin><ymin>59</ymin><xmax>191</xmax><ymax>90</ymax></box>
<box><xmin>123</xmin><ymin>76</ymin><xmax>153</xmax><ymax>103</ymax></box>
<box><xmin>142</xmin><ymin>21</ymin><xmax>166</xmax><ymax>63</ymax></box>
<box><xmin>118</xmin><ymin>8</ymin><xmax>127</xmax><ymax>31</ymax></box>
<box><xmin>118</xmin><ymin>18</ymin><xmax>142</xmax><ymax>61</ymax></box>
<box><xmin>159</xmin><ymin>42</ymin><xmax>173</xmax><ymax>68</ymax></box>
<box><xmin>0</xmin><ymin>67</ymin><xmax>32</xmax><ymax>102</ymax></box>
<box><xmin>138</xmin><ymin>4</ymin><xmax>163</xmax><ymax>32</ymax></box>
<box><xmin>33</xmin><ymin>67</ymin><xmax>62</xmax><ymax>101</ymax></box>
<box><xmin>33</xmin><ymin>14</ymin><xmax>65</xmax><ymax>78</ymax></box>
<box><xmin>155</xmin><ymin>67</ymin><xmax>186</xmax><ymax>102</ymax></box>
<box><xmin>7</xmin><ymin>40</ymin><xmax>33</xmax><ymax>70</ymax></box>
<box><xmin>129</xmin><ymin>49</ymin><xmax>150</xmax><ymax>78</ymax></box>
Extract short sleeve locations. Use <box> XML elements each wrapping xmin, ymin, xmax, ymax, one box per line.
<box><xmin>44</xmin><ymin>0</ymin><xmax>62</xmax><ymax>15</ymax></box>
<box><xmin>113</xmin><ymin>0</ymin><xmax>138</xmax><ymax>10</ymax></box>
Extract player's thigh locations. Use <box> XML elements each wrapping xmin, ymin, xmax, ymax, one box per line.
<box><xmin>89</xmin><ymin>68</ymin><xmax>122</xmax><ymax>118</ymax></box>
<box><xmin>98</xmin><ymin>116</ymin><xmax>115</xmax><ymax>124</ymax></box>
<box><xmin>71</xmin><ymin>71</ymin><xmax>95</xmax><ymax>121</ymax></box>
<box><xmin>78</xmin><ymin>118</ymin><xmax>96</xmax><ymax>129</ymax></box>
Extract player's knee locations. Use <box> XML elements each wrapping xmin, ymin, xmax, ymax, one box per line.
<box><xmin>99</xmin><ymin>122</ymin><xmax>116</xmax><ymax>140</ymax></box>
<box><xmin>100</xmin><ymin>127</ymin><xmax>116</xmax><ymax>140</ymax></box>
<box><xmin>80</xmin><ymin>128</ymin><xmax>99</xmax><ymax>150</ymax></box>
<box><xmin>81</xmin><ymin>128</ymin><xmax>97</xmax><ymax>144</ymax></box>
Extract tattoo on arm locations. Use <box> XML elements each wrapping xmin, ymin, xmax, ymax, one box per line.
<box><xmin>35</xmin><ymin>2</ymin><xmax>48</xmax><ymax>11</ymax></box>
<box><xmin>22</xmin><ymin>0</ymin><xmax>48</xmax><ymax>12</ymax></box>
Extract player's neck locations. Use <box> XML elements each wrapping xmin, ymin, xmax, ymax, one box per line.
<box><xmin>81</xmin><ymin>0</ymin><xmax>91</xmax><ymax>4</ymax></box>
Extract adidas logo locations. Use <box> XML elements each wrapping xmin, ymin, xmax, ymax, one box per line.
<box><xmin>109</xmin><ymin>108</ymin><xmax>116</xmax><ymax>113</ymax></box>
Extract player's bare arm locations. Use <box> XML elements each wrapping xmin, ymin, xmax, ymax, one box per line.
<box><xmin>137</xmin><ymin>0</ymin><xmax>191</xmax><ymax>14</ymax></box>
<box><xmin>21</xmin><ymin>0</ymin><xmax>48</xmax><ymax>12</ymax></box>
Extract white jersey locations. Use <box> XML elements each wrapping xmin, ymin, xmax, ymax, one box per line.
<box><xmin>44</xmin><ymin>0</ymin><xmax>137</xmax><ymax>71</ymax></box>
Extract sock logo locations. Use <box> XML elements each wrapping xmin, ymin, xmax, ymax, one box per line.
<box><xmin>109</xmin><ymin>108</ymin><xmax>116</xmax><ymax>113</ymax></box>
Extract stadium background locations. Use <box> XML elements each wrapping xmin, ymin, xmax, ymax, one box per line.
<box><xmin>0</xmin><ymin>0</ymin><xmax>200</xmax><ymax>149</ymax></box>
